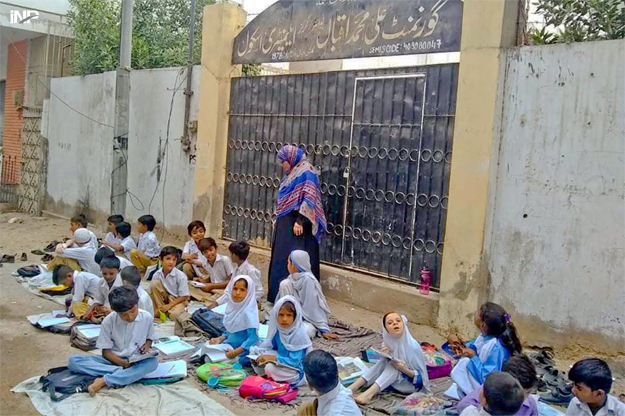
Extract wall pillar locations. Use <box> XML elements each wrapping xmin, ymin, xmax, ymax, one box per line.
<box><xmin>193</xmin><ymin>3</ymin><xmax>246</xmax><ymax>237</ymax></box>
<box><xmin>438</xmin><ymin>0</ymin><xmax>519</xmax><ymax>335</ymax></box>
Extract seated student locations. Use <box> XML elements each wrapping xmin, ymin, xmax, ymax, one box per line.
<box><xmin>250</xmin><ymin>296</ymin><xmax>311</xmax><ymax>386</ymax></box>
<box><xmin>84</xmin><ymin>256</ymin><xmax>123</xmax><ymax>323</ymax></box>
<box><xmin>103</xmin><ymin>222</ymin><xmax>136</xmax><ymax>260</ymax></box>
<box><xmin>95</xmin><ymin>246</ymin><xmax>133</xmax><ymax>271</ymax></box>
<box><xmin>130</xmin><ymin>215</ymin><xmax>160</xmax><ymax>273</ymax></box>
<box><xmin>103</xmin><ymin>215</ymin><xmax>124</xmax><ymax>246</ymax></box>
<box><xmin>180</xmin><ymin>220</ymin><xmax>209</xmax><ymax>279</ymax></box>
<box><xmin>207</xmin><ymin>275</ymin><xmax>259</xmax><ymax>366</ymax></box>
<box><xmin>150</xmin><ymin>246</ymin><xmax>189</xmax><ymax>319</ymax></box>
<box><xmin>458</xmin><ymin>354</ymin><xmax>538</xmax><ymax>416</ymax></box>
<box><xmin>566</xmin><ymin>358</ymin><xmax>625</xmax><ymax>416</ymax></box>
<box><xmin>298</xmin><ymin>350</ymin><xmax>362</xmax><ymax>416</ymax></box>
<box><xmin>277</xmin><ymin>250</ymin><xmax>337</xmax><ymax>340</ymax></box>
<box><xmin>62</xmin><ymin>214</ymin><xmax>98</xmax><ymax>251</ymax></box>
<box><xmin>53</xmin><ymin>265</ymin><xmax>100</xmax><ymax>319</ymax></box>
<box><xmin>460</xmin><ymin>372</ymin><xmax>525</xmax><ymax>416</ymax></box>
<box><xmin>450</xmin><ymin>302</ymin><xmax>522</xmax><ymax>397</ymax></box>
<box><xmin>47</xmin><ymin>228</ymin><xmax>99</xmax><ymax>275</ymax></box>
<box><xmin>67</xmin><ymin>286</ymin><xmax>158</xmax><ymax>396</ymax></box>
<box><xmin>121</xmin><ymin>266</ymin><xmax>154</xmax><ymax>314</ymax></box>
<box><xmin>190</xmin><ymin>237</ymin><xmax>234</xmax><ymax>303</ymax></box>
<box><xmin>348</xmin><ymin>312</ymin><xmax>430</xmax><ymax>405</ymax></box>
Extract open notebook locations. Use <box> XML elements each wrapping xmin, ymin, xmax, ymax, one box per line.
<box><xmin>142</xmin><ymin>360</ymin><xmax>187</xmax><ymax>379</ymax></box>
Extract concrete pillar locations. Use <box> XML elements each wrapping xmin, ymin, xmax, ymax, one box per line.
<box><xmin>437</xmin><ymin>0</ymin><xmax>519</xmax><ymax>335</ymax></box>
<box><xmin>193</xmin><ymin>3</ymin><xmax>246</xmax><ymax>237</ymax></box>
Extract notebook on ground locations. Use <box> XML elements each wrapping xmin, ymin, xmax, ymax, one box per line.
<box><xmin>194</xmin><ymin>343</ymin><xmax>234</xmax><ymax>363</ymax></box>
<box><xmin>153</xmin><ymin>336</ymin><xmax>196</xmax><ymax>358</ymax></box>
<box><xmin>142</xmin><ymin>360</ymin><xmax>187</xmax><ymax>379</ymax></box>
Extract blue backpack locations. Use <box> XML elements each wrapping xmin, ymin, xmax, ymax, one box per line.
<box><xmin>191</xmin><ymin>308</ymin><xmax>225</xmax><ymax>337</ymax></box>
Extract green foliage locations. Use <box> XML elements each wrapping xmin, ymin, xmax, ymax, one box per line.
<box><xmin>242</xmin><ymin>63</ymin><xmax>261</xmax><ymax>77</ymax></box>
<box><xmin>530</xmin><ymin>0</ymin><xmax>625</xmax><ymax>44</ymax></box>
<box><xmin>67</xmin><ymin>0</ymin><xmax>213</xmax><ymax>75</ymax></box>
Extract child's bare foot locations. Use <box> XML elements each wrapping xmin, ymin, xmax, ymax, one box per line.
<box><xmin>88</xmin><ymin>377</ymin><xmax>106</xmax><ymax>396</ymax></box>
<box><xmin>354</xmin><ymin>392</ymin><xmax>374</xmax><ymax>405</ymax></box>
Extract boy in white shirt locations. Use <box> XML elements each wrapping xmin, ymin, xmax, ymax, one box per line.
<box><xmin>298</xmin><ymin>350</ymin><xmax>362</xmax><ymax>416</ymax></box>
<box><xmin>53</xmin><ymin>265</ymin><xmax>100</xmax><ymax>319</ymax></box>
<box><xmin>103</xmin><ymin>215</ymin><xmax>124</xmax><ymax>246</ymax></box>
<box><xmin>67</xmin><ymin>286</ymin><xmax>158</xmax><ymax>396</ymax></box>
<box><xmin>130</xmin><ymin>215</ymin><xmax>160</xmax><ymax>273</ymax></box>
<box><xmin>460</xmin><ymin>372</ymin><xmax>525</xmax><ymax>416</ymax></box>
<box><xmin>565</xmin><ymin>359</ymin><xmax>625</xmax><ymax>416</ymax></box>
<box><xmin>95</xmin><ymin>246</ymin><xmax>132</xmax><ymax>271</ymax></box>
<box><xmin>188</xmin><ymin>237</ymin><xmax>233</xmax><ymax>303</ymax></box>
<box><xmin>103</xmin><ymin>222</ymin><xmax>136</xmax><ymax>260</ymax></box>
<box><xmin>121</xmin><ymin>266</ymin><xmax>154</xmax><ymax>315</ymax></box>
<box><xmin>181</xmin><ymin>220</ymin><xmax>208</xmax><ymax>279</ymax></box>
<box><xmin>84</xmin><ymin>256</ymin><xmax>123</xmax><ymax>323</ymax></box>
<box><xmin>47</xmin><ymin>228</ymin><xmax>99</xmax><ymax>275</ymax></box>
<box><xmin>63</xmin><ymin>214</ymin><xmax>98</xmax><ymax>250</ymax></box>
<box><xmin>150</xmin><ymin>246</ymin><xmax>189</xmax><ymax>320</ymax></box>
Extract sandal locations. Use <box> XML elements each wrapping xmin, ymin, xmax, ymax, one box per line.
<box><xmin>41</xmin><ymin>254</ymin><xmax>54</xmax><ymax>262</ymax></box>
<box><xmin>539</xmin><ymin>384</ymin><xmax>573</xmax><ymax>405</ymax></box>
<box><xmin>0</xmin><ymin>254</ymin><xmax>16</xmax><ymax>263</ymax></box>
<box><xmin>20</xmin><ymin>252</ymin><xmax>27</xmax><ymax>262</ymax></box>
<box><xmin>44</xmin><ymin>241</ymin><xmax>60</xmax><ymax>253</ymax></box>
<box><xmin>31</xmin><ymin>249</ymin><xmax>45</xmax><ymax>255</ymax></box>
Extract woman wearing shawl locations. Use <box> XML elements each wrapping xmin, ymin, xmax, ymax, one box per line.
<box><xmin>250</xmin><ymin>296</ymin><xmax>312</xmax><ymax>385</ymax></box>
<box><xmin>278</xmin><ymin>250</ymin><xmax>338</xmax><ymax>340</ymax></box>
<box><xmin>268</xmin><ymin>145</ymin><xmax>327</xmax><ymax>303</ymax></box>
<box><xmin>208</xmin><ymin>275</ymin><xmax>259</xmax><ymax>366</ymax></box>
<box><xmin>348</xmin><ymin>312</ymin><xmax>430</xmax><ymax>405</ymax></box>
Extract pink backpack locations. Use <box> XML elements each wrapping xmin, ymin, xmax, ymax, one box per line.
<box><xmin>239</xmin><ymin>375</ymin><xmax>299</xmax><ymax>404</ymax></box>
<box><xmin>421</xmin><ymin>342</ymin><xmax>454</xmax><ymax>380</ymax></box>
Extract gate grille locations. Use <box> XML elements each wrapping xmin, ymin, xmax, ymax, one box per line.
<box><xmin>19</xmin><ymin>110</ymin><xmax>47</xmax><ymax>215</ymax></box>
<box><xmin>224</xmin><ymin>65</ymin><xmax>458</xmax><ymax>288</ymax></box>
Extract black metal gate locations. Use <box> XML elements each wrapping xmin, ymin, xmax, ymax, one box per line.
<box><xmin>223</xmin><ymin>65</ymin><xmax>458</xmax><ymax>289</ymax></box>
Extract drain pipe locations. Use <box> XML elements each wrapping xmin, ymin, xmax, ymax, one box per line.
<box><xmin>181</xmin><ymin>0</ymin><xmax>197</xmax><ymax>153</ymax></box>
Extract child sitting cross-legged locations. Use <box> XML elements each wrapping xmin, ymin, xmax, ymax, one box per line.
<box><xmin>130</xmin><ymin>215</ymin><xmax>160</xmax><ymax>273</ymax></box>
<box><xmin>103</xmin><ymin>215</ymin><xmax>124</xmax><ymax>246</ymax></box>
<box><xmin>150</xmin><ymin>246</ymin><xmax>189</xmax><ymax>320</ymax></box>
<box><xmin>67</xmin><ymin>286</ymin><xmax>158</xmax><ymax>396</ymax></box>
<box><xmin>460</xmin><ymin>372</ymin><xmax>525</xmax><ymax>416</ymax></box>
<box><xmin>53</xmin><ymin>265</ymin><xmax>100</xmax><ymax>319</ymax></box>
<box><xmin>187</xmin><ymin>237</ymin><xmax>233</xmax><ymax>303</ymax></box>
<box><xmin>297</xmin><ymin>350</ymin><xmax>362</xmax><ymax>416</ymax></box>
<box><xmin>250</xmin><ymin>296</ymin><xmax>311</xmax><ymax>386</ymax></box>
<box><xmin>207</xmin><ymin>275</ymin><xmax>259</xmax><ymax>366</ymax></box>
<box><xmin>47</xmin><ymin>228</ymin><xmax>100</xmax><ymax>275</ymax></box>
<box><xmin>180</xmin><ymin>220</ymin><xmax>208</xmax><ymax>279</ymax></box>
<box><xmin>348</xmin><ymin>312</ymin><xmax>430</xmax><ymax>405</ymax></box>
<box><xmin>64</xmin><ymin>214</ymin><xmax>98</xmax><ymax>250</ymax></box>
<box><xmin>566</xmin><ymin>358</ymin><xmax>625</xmax><ymax>416</ymax></box>
<box><xmin>103</xmin><ymin>222</ymin><xmax>136</xmax><ymax>260</ymax></box>
<box><xmin>83</xmin><ymin>256</ymin><xmax>123</xmax><ymax>323</ymax></box>
<box><xmin>121</xmin><ymin>266</ymin><xmax>154</xmax><ymax>315</ymax></box>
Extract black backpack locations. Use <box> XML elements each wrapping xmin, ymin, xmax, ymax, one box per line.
<box><xmin>40</xmin><ymin>366</ymin><xmax>96</xmax><ymax>401</ymax></box>
<box><xmin>191</xmin><ymin>308</ymin><xmax>225</xmax><ymax>337</ymax></box>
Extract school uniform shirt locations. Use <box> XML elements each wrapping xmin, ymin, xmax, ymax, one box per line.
<box><xmin>86</xmin><ymin>230</ymin><xmax>98</xmax><ymax>250</ymax></box>
<box><xmin>137</xmin><ymin>286</ymin><xmax>154</xmax><ymax>314</ymax></box>
<box><xmin>120</xmin><ymin>236</ymin><xmax>137</xmax><ymax>258</ymax></box>
<box><xmin>232</xmin><ymin>260</ymin><xmax>263</xmax><ymax>300</ymax></box>
<box><xmin>61</xmin><ymin>246</ymin><xmax>100</xmax><ymax>275</ymax></box>
<box><xmin>182</xmin><ymin>239</ymin><xmax>208</xmax><ymax>276</ymax></box>
<box><xmin>317</xmin><ymin>383</ymin><xmax>363</xmax><ymax>416</ymax></box>
<box><xmin>458</xmin><ymin>387</ymin><xmax>539</xmax><ymax>416</ymax></box>
<box><xmin>152</xmin><ymin>267</ymin><xmax>189</xmax><ymax>298</ymax></box>
<box><xmin>270</xmin><ymin>334</ymin><xmax>307</xmax><ymax>383</ymax></box>
<box><xmin>96</xmin><ymin>309</ymin><xmax>155</xmax><ymax>358</ymax></box>
<box><xmin>566</xmin><ymin>395</ymin><xmax>625</xmax><ymax>416</ymax></box>
<box><xmin>92</xmin><ymin>274</ymin><xmax>124</xmax><ymax>307</ymax></box>
<box><xmin>459</xmin><ymin>406</ymin><xmax>490</xmax><ymax>416</ymax></box>
<box><xmin>117</xmin><ymin>255</ymin><xmax>133</xmax><ymax>270</ymax></box>
<box><xmin>466</xmin><ymin>335</ymin><xmax>510</xmax><ymax>384</ymax></box>
<box><xmin>72</xmin><ymin>271</ymin><xmax>101</xmax><ymax>303</ymax></box>
<box><xmin>137</xmin><ymin>231</ymin><xmax>160</xmax><ymax>258</ymax></box>
<box><xmin>203</xmin><ymin>253</ymin><xmax>234</xmax><ymax>283</ymax></box>
<box><xmin>104</xmin><ymin>232</ymin><xmax>121</xmax><ymax>245</ymax></box>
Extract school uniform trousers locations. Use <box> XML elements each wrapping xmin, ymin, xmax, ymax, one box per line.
<box><xmin>68</xmin><ymin>355</ymin><xmax>158</xmax><ymax>387</ymax></box>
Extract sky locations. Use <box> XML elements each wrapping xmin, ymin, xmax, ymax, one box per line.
<box><xmin>0</xmin><ymin>0</ymin><xmax>71</xmax><ymax>15</ymax></box>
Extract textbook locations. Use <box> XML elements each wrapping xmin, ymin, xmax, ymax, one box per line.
<box><xmin>128</xmin><ymin>350</ymin><xmax>159</xmax><ymax>363</ymax></box>
<box><xmin>27</xmin><ymin>313</ymin><xmax>71</xmax><ymax>328</ymax></box>
<box><xmin>246</xmin><ymin>355</ymin><xmax>298</xmax><ymax>372</ymax></box>
<box><xmin>194</xmin><ymin>343</ymin><xmax>234</xmax><ymax>363</ymax></box>
<box><xmin>335</xmin><ymin>357</ymin><xmax>369</xmax><ymax>385</ymax></box>
<box><xmin>153</xmin><ymin>336</ymin><xmax>196</xmax><ymax>358</ymax></box>
<box><xmin>370</xmin><ymin>348</ymin><xmax>395</xmax><ymax>361</ymax></box>
<box><xmin>143</xmin><ymin>360</ymin><xmax>187</xmax><ymax>380</ymax></box>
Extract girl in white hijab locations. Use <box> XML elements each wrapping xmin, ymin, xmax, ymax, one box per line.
<box><xmin>250</xmin><ymin>296</ymin><xmax>312</xmax><ymax>385</ymax></box>
<box><xmin>208</xmin><ymin>275</ymin><xmax>259</xmax><ymax>366</ymax></box>
<box><xmin>348</xmin><ymin>312</ymin><xmax>430</xmax><ymax>405</ymax></box>
<box><xmin>277</xmin><ymin>250</ymin><xmax>337</xmax><ymax>340</ymax></box>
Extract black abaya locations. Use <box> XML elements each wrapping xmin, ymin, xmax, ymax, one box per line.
<box><xmin>267</xmin><ymin>211</ymin><xmax>320</xmax><ymax>303</ymax></box>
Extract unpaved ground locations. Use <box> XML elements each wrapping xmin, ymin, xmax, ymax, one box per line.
<box><xmin>1</xmin><ymin>207</ymin><xmax>623</xmax><ymax>415</ymax></box>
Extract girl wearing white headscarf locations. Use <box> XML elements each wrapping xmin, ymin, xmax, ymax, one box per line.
<box><xmin>250</xmin><ymin>296</ymin><xmax>312</xmax><ymax>385</ymax></box>
<box><xmin>208</xmin><ymin>275</ymin><xmax>259</xmax><ymax>366</ymax></box>
<box><xmin>348</xmin><ymin>312</ymin><xmax>430</xmax><ymax>405</ymax></box>
<box><xmin>277</xmin><ymin>250</ymin><xmax>337</xmax><ymax>339</ymax></box>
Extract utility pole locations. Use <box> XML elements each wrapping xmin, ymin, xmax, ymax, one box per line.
<box><xmin>181</xmin><ymin>0</ymin><xmax>197</xmax><ymax>154</ymax></box>
<box><xmin>111</xmin><ymin>0</ymin><xmax>133</xmax><ymax>215</ymax></box>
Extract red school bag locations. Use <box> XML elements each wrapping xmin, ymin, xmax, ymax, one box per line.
<box><xmin>239</xmin><ymin>375</ymin><xmax>299</xmax><ymax>404</ymax></box>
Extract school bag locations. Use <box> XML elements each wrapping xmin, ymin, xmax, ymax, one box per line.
<box><xmin>239</xmin><ymin>375</ymin><xmax>298</xmax><ymax>404</ymax></box>
<box><xmin>197</xmin><ymin>362</ymin><xmax>246</xmax><ymax>388</ymax></box>
<box><xmin>393</xmin><ymin>392</ymin><xmax>455</xmax><ymax>416</ymax></box>
<box><xmin>39</xmin><ymin>366</ymin><xmax>96</xmax><ymax>401</ymax></box>
<box><xmin>420</xmin><ymin>343</ymin><xmax>454</xmax><ymax>380</ymax></box>
<box><xmin>70</xmin><ymin>323</ymin><xmax>98</xmax><ymax>351</ymax></box>
<box><xmin>191</xmin><ymin>308</ymin><xmax>225</xmax><ymax>338</ymax></box>
<box><xmin>39</xmin><ymin>285</ymin><xmax>72</xmax><ymax>296</ymax></box>
<box><xmin>16</xmin><ymin>265</ymin><xmax>43</xmax><ymax>277</ymax></box>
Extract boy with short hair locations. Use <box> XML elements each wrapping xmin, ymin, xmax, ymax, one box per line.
<box><xmin>95</xmin><ymin>246</ymin><xmax>133</xmax><ymax>271</ymax></box>
<box><xmin>53</xmin><ymin>265</ymin><xmax>101</xmax><ymax>319</ymax></box>
<box><xmin>298</xmin><ymin>350</ymin><xmax>362</xmax><ymax>416</ymax></box>
<box><xmin>130</xmin><ymin>215</ymin><xmax>160</xmax><ymax>273</ymax></box>
<box><xmin>121</xmin><ymin>266</ymin><xmax>154</xmax><ymax>314</ymax></box>
<box><xmin>188</xmin><ymin>237</ymin><xmax>233</xmax><ymax>303</ymax></box>
<box><xmin>47</xmin><ymin>228</ymin><xmax>99</xmax><ymax>275</ymax></box>
<box><xmin>104</xmin><ymin>215</ymin><xmax>124</xmax><ymax>245</ymax></box>
<box><xmin>67</xmin><ymin>286</ymin><xmax>158</xmax><ymax>396</ymax></box>
<box><xmin>566</xmin><ymin>358</ymin><xmax>625</xmax><ymax>416</ymax></box>
<box><xmin>460</xmin><ymin>372</ymin><xmax>525</xmax><ymax>416</ymax></box>
<box><xmin>150</xmin><ymin>246</ymin><xmax>189</xmax><ymax>320</ymax></box>
<box><xmin>181</xmin><ymin>220</ymin><xmax>209</xmax><ymax>279</ymax></box>
<box><xmin>67</xmin><ymin>214</ymin><xmax>98</xmax><ymax>250</ymax></box>
<box><xmin>103</xmin><ymin>222</ymin><xmax>136</xmax><ymax>259</ymax></box>
<box><xmin>83</xmin><ymin>256</ymin><xmax>123</xmax><ymax>323</ymax></box>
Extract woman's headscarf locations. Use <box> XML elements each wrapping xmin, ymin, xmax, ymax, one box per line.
<box><xmin>261</xmin><ymin>295</ymin><xmax>312</xmax><ymax>352</ymax></box>
<box><xmin>287</xmin><ymin>250</ymin><xmax>331</xmax><ymax>332</ymax></box>
<box><xmin>276</xmin><ymin>145</ymin><xmax>327</xmax><ymax>242</ymax></box>
<box><xmin>382</xmin><ymin>314</ymin><xmax>431</xmax><ymax>392</ymax></box>
<box><xmin>223</xmin><ymin>275</ymin><xmax>259</xmax><ymax>333</ymax></box>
